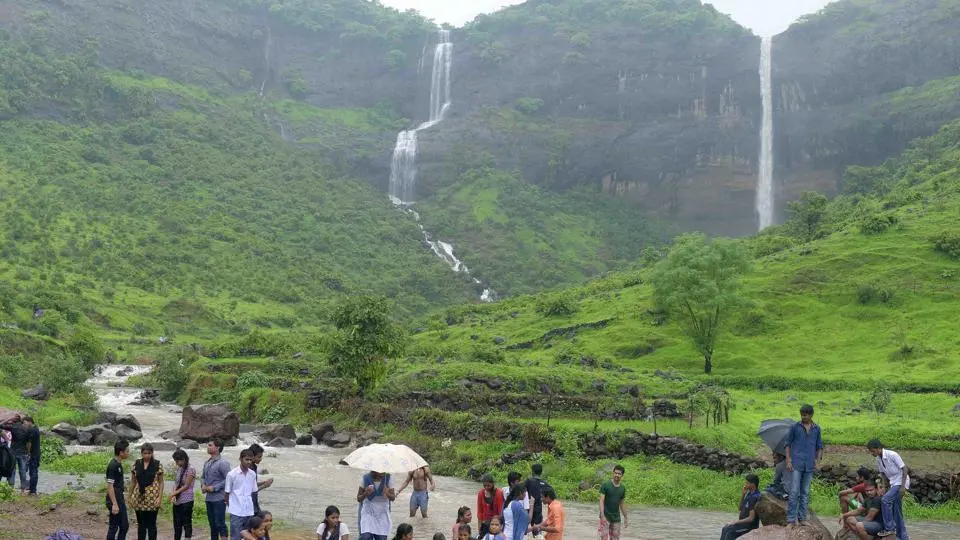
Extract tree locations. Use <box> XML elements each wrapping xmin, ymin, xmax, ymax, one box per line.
<box><xmin>328</xmin><ymin>296</ymin><xmax>406</xmax><ymax>396</ymax></box>
<box><xmin>785</xmin><ymin>191</ymin><xmax>828</xmax><ymax>242</ymax></box>
<box><xmin>650</xmin><ymin>233</ymin><xmax>750</xmax><ymax>374</ymax></box>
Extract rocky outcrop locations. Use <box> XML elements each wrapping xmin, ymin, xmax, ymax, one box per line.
<box><xmin>311</xmin><ymin>422</ymin><xmax>335</xmax><ymax>441</ymax></box>
<box><xmin>265</xmin><ymin>437</ymin><xmax>295</xmax><ymax>448</ymax></box>
<box><xmin>78</xmin><ymin>425</ymin><xmax>118</xmax><ymax>446</ymax></box>
<box><xmin>178</xmin><ymin>404</ymin><xmax>240</xmax><ymax>443</ymax></box>
<box><xmin>51</xmin><ymin>423</ymin><xmax>79</xmax><ymax>441</ymax></box>
<box><xmin>112</xmin><ymin>424</ymin><xmax>143</xmax><ymax>442</ymax></box>
<box><xmin>295</xmin><ymin>433</ymin><xmax>314</xmax><ymax>445</ymax></box>
<box><xmin>257</xmin><ymin>424</ymin><xmax>296</xmax><ymax>442</ymax></box>
<box><xmin>21</xmin><ymin>384</ymin><xmax>48</xmax><ymax>400</ymax></box>
<box><xmin>742</xmin><ymin>495</ymin><xmax>833</xmax><ymax>540</ymax></box>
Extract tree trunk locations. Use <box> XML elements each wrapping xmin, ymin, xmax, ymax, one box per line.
<box><xmin>703</xmin><ymin>354</ymin><xmax>713</xmax><ymax>374</ymax></box>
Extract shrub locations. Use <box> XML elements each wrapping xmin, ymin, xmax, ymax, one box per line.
<box><xmin>750</xmin><ymin>235</ymin><xmax>796</xmax><ymax>257</ymax></box>
<box><xmin>236</xmin><ymin>370</ymin><xmax>269</xmax><ymax>392</ymax></box>
<box><xmin>66</xmin><ymin>329</ymin><xmax>106</xmax><ymax>371</ymax></box>
<box><xmin>859</xmin><ymin>212</ymin><xmax>898</xmax><ymax>235</ymax></box>
<box><xmin>536</xmin><ymin>292</ymin><xmax>579</xmax><ymax>317</ymax></box>
<box><xmin>469</xmin><ymin>344</ymin><xmax>505</xmax><ymax>364</ymax></box>
<box><xmin>40</xmin><ymin>353</ymin><xmax>87</xmax><ymax>394</ymax></box>
<box><xmin>514</xmin><ymin>97</ymin><xmax>545</xmax><ymax>116</ymax></box>
<box><xmin>153</xmin><ymin>347</ymin><xmax>199</xmax><ymax>401</ymax></box>
<box><xmin>860</xmin><ymin>383</ymin><xmax>893</xmax><ymax>415</ymax></box>
<box><xmin>930</xmin><ymin>231</ymin><xmax>960</xmax><ymax>259</ymax></box>
<box><xmin>856</xmin><ymin>283</ymin><xmax>894</xmax><ymax>305</ymax></box>
<box><xmin>40</xmin><ymin>435</ymin><xmax>67</xmax><ymax>464</ymax></box>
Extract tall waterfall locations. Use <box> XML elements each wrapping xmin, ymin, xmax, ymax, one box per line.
<box><xmin>387</xmin><ymin>30</ymin><xmax>496</xmax><ymax>301</ymax></box>
<box><xmin>757</xmin><ymin>36</ymin><xmax>775</xmax><ymax>230</ymax></box>
<box><xmin>389</xmin><ymin>29</ymin><xmax>452</xmax><ymax>205</ymax></box>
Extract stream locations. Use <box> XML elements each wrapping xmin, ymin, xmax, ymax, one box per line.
<box><xmin>39</xmin><ymin>366</ymin><xmax>960</xmax><ymax>539</ymax></box>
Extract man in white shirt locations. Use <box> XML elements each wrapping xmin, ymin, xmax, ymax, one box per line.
<box><xmin>225</xmin><ymin>449</ymin><xmax>259</xmax><ymax>540</ymax></box>
<box><xmin>356</xmin><ymin>471</ymin><xmax>396</xmax><ymax>540</ymax></box>
<box><xmin>867</xmin><ymin>439</ymin><xmax>909</xmax><ymax>539</ymax></box>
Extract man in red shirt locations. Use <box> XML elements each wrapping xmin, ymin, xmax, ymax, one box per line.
<box><xmin>839</xmin><ymin>467</ymin><xmax>872</xmax><ymax>513</ymax></box>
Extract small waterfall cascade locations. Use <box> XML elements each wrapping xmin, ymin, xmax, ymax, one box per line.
<box><xmin>388</xmin><ymin>30</ymin><xmax>495</xmax><ymax>302</ymax></box>
<box><xmin>757</xmin><ymin>36</ymin><xmax>775</xmax><ymax>230</ymax></box>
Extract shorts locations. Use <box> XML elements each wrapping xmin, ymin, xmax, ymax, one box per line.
<box><xmin>598</xmin><ymin>520</ymin><xmax>622</xmax><ymax>540</ymax></box>
<box><xmin>857</xmin><ymin>518</ymin><xmax>883</xmax><ymax>535</ymax></box>
<box><xmin>410</xmin><ymin>490</ymin><xmax>429</xmax><ymax>512</ymax></box>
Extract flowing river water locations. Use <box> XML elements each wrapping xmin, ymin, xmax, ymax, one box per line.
<box><xmin>39</xmin><ymin>366</ymin><xmax>959</xmax><ymax>539</ymax></box>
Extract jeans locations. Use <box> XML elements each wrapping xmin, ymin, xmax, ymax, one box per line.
<box><xmin>173</xmin><ymin>501</ymin><xmax>194</xmax><ymax>540</ymax></box>
<box><xmin>107</xmin><ymin>494</ymin><xmax>130</xmax><ymax>540</ymax></box>
<box><xmin>720</xmin><ymin>523</ymin><xmax>757</xmax><ymax>540</ymax></box>
<box><xmin>206</xmin><ymin>501</ymin><xmax>228</xmax><ymax>540</ymax></box>
<box><xmin>787</xmin><ymin>469</ymin><xmax>814</xmax><ymax>522</ymax></box>
<box><xmin>28</xmin><ymin>458</ymin><xmax>39</xmax><ymax>494</ymax></box>
<box><xmin>358</xmin><ymin>535</ymin><xmax>387</xmax><ymax>540</ymax></box>
<box><xmin>881</xmin><ymin>485</ymin><xmax>909</xmax><ymax>540</ymax></box>
<box><xmin>229</xmin><ymin>514</ymin><xmax>250</xmax><ymax>540</ymax></box>
<box><xmin>135</xmin><ymin>510</ymin><xmax>158</xmax><ymax>540</ymax></box>
<box><xmin>12</xmin><ymin>454</ymin><xmax>29</xmax><ymax>489</ymax></box>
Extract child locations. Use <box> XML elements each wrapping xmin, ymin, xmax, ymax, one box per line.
<box><xmin>433</xmin><ymin>535</ymin><xmax>447</xmax><ymax>540</ymax></box>
<box><xmin>457</xmin><ymin>524</ymin><xmax>473</xmax><ymax>540</ymax></box>
<box><xmin>393</xmin><ymin>523</ymin><xmax>414</xmax><ymax>540</ymax></box>
<box><xmin>317</xmin><ymin>505</ymin><xmax>350</xmax><ymax>540</ymax></box>
<box><xmin>480</xmin><ymin>515</ymin><xmax>506</xmax><ymax>540</ymax></box>
<box><xmin>240</xmin><ymin>516</ymin><xmax>268</xmax><ymax>540</ymax></box>
<box><xmin>452</xmin><ymin>506</ymin><xmax>472</xmax><ymax>539</ymax></box>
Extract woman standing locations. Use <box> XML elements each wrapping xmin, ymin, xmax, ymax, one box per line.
<box><xmin>129</xmin><ymin>443</ymin><xmax>164</xmax><ymax>540</ymax></box>
<box><xmin>169</xmin><ymin>449</ymin><xmax>195</xmax><ymax>540</ymax></box>
<box><xmin>476</xmin><ymin>474</ymin><xmax>504</xmax><ymax>538</ymax></box>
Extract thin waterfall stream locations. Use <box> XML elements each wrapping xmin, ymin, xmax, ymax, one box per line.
<box><xmin>757</xmin><ymin>36</ymin><xmax>774</xmax><ymax>230</ymax></box>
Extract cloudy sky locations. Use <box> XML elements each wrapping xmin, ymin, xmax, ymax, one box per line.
<box><xmin>381</xmin><ymin>0</ymin><xmax>836</xmax><ymax>36</ymax></box>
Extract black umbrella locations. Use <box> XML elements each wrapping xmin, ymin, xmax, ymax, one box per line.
<box><xmin>758</xmin><ymin>419</ymin><xmax>796</xmax><ymax>455</ymax></box>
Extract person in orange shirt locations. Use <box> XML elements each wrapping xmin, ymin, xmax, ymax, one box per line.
<box><xmin>535</xmin><ymin>488</ymin><xmax>565</xmax><ymax>540</ymax></box>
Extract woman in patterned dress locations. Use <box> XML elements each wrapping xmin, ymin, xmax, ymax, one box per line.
<box><xmin>129</xmin><ymin>442</ymin><xmax>164</xmax><ymax>540</ymax></box>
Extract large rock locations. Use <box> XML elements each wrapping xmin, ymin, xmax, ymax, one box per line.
<box><xmin>159</xmin><ymin>429</ymin><xmax>182</xmax><ymax>442</ymax></box>
<box><xmin>177</xmin><ymin>440</ymin><xmax>200</xmax><ymax>450</ymax></box>
<box><xmin>79</xmin><ymin>425</ymin><xmax>119</xmax><ymax>446</ymax></box>
<box><xmin>178</xmin><ymin>404</ymin><xmax>240</xmax><ymax>443</ymax></box>
<box><xmin>757</xmin><ymin>492</ymin><xmax>789</xmax><ymax>526</ymax></box>
<box><xmin>77</xmin><ymin>430</ymin><xmax>94</xmax><ymax>446</ymax></box>
<box><xmin>742</xmin><ymin>523</ymin><xmax>831</xmax><ymax>540</ymax></box>
<box><xmin>96</xmin><ymin>412</ymin><xmax>119</xmax><ymax>426</ymax></box>
<box><xmin>258</xmin><ymin>424</ymin><xmax>296</xmax><ymax>442</ymax></box>
<box><xmin>113</xmin><ymin>414</ymin><xmax>142</xmax><ymax>432</ymax></box>
<box><xmin>22</xmin><ymin>384</ymin><xmax>48</xmax><ymax>400</ymax></box>
<box><xmin>113</xmin><ymin>424</ymin><xmax>143</xmax><ymax>442</ymax></box>
<box><xmin>311</xmin><ymin>422</ymin><xmax>335</xmax><ymax>441</ymax></box>
<box><xmin>266</xmin><ymin>437</ymin><xmax>296</xmax><ymax>448</ymax></box>
<box><xmin>143</xmin><ymin>441</ymin><xmax>178</xmax><ymax>452</ymax></box>
<box><xmin>324</xmin><ymin>432</ymin><xmax>352</xmax><ymax>448</ymax></box>
<box><xmin>295</xmin><ymin>433</ymin><xmax>314</xmax><ymax>445</ymax></box>
<box><xmin>51</xmin><ymin>423</ymin><xmax>79</xmax><ymax>441</ymax></box>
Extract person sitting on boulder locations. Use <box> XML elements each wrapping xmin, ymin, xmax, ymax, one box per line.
<box><xmin>840</xmin><ymin>479</ymin><xmax>884</xmax><ymax>540</ymax></box>
<box><xmin>720</xmin><ymin>474</ymin><xmax>761</xmax><ymax>540</ymax></box>
<box><xmin>765</xmin><ymin>453</ymin><xmax>790</xmax><ymax>500</ymax></box>
<box><xmin>838</xmin><ymin>467</ymin><xmax>872</xmax><ymax>513</ymax></box>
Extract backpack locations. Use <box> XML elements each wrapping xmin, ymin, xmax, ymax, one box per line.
<box><xmin>0</xmin><ymin>444</ymin><xmax>14</xmax><ymax>478</ymax></box>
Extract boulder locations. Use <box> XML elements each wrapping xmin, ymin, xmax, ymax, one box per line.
<box><xmin>266</xmin><ymin>437</ymin><xmax>296</xmax><ymax>448</ymax></box>
<box><xmin>79</xmin><ymin>425</ymin><xmax>119</xmax><ymax>446</ymax></box>
<box><xmin>258</xmin><ymin>424</ymin><xmax>296</xmax><ymax>442</ymax></box>
<box><xmin>113</xmin><ymin>414</ymin><xmax>142</xmax><ymax>432</ymax></box>
<box><xmin>324</xmin><ymin>432</ymin><xmax>352</xmax><ymax>448</ymax></box>
<box><xmin>143</xmin><ymin>441</ymin><xmax>177</xmax><ymax>452</ymax></box>
<box><xmin>113</xmin><ymin>424</ymin><xmax>143</xmax><ymax>442</ymax></box>
<box><xmin>159</xmin><ymin>430</ymin><xmax>182</xmax><ymax>442</ymax></box>
<box><xmin>756</xmin><ymin>492</ymin><xmax>788</xmax><ymax>526</ymax></box>
<box><xmin>96</xmin><ymin>412</ymin><xmax>119</xmax><ymax>426</ymax></box>
<box><xmin>116</xmin><ymin>366</ymin><xmax>135</xmax><ymax>376</ymax></box>
<box><xmin>295</xmin><ymin>433</ymin><xmax>314</xmax><ymax>445</ymax></box>
<box><xmin>22</xmin><ymin>384</ymin><xmax>49</xmax><ymax>400</ymax></box>
<box><xmin>742</xmin><ymin>523</ymin><xmax>831</xmax><ymax>540</ymax></box>
<box><xmin>130</xmin><ymin>389</ymin><xmax>160</xmax><ymax>406</ymax></box>
<box><xmin>752</xmin><ymin>495</ymin><xmax>833</xmax><ymax>540</ymax></box>
<box><xmin>311</xmin><ymin>422</ymin><xmax>335</xmax><ymax>441</ymax></box>
<box><xmin>51</xmin><ymin>423</ymin><xmax>79</xmax><ymax>441</ymax></box>
<box><xmin>177</xmin><ymin>440</ymin><xmax>200</xmax><ymax>450</ymax></box>
<box><xmin>178</xmin><ymin>404</ymin><xmax>240</xmax><ymax>442</ymax></box>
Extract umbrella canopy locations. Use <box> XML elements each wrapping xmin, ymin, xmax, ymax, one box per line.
<box><xmin>342</xmin><ymin>443</ymin><xmax>428</xmax><ymax>474</ymax></box>
<box><xmin>758</xmin><ymin>419</ymin><xmax>796</xmax><ymax>455</ymax></box>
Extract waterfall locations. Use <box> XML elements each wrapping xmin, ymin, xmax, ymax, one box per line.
<box><xmin>387</xmin><ymin>30</ymin><xmax>496</xmax><ymax>301</ymax></box>
<box><xmin>757</xmin><ymin>36</ymin><xmax>774</xmax><ymax>230</ymax></box>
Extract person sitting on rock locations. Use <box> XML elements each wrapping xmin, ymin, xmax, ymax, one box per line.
<box><xmin>720</xmin><ymin>474</ymin><xmax>761</xmax><ymax>540</ymax></box>
<box><xmin>765</xmin><ymin>453</ymin><xmax>790</xmax><ymax>500</ymax></box>
<box><xmin>838</xmin><ymin>467</ymin><xmax>872</xmax><ymax>513</ymax></box>
<box><xmin>840</xmin><ymin>479</ymin><xmax>884</xmax><ymax>540</ymax></box>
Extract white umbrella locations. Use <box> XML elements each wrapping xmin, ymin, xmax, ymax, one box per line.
<box><xmin>342</xmin><ymin>443</ymin><xmax>428</xmax><ymax>474</ymax></box>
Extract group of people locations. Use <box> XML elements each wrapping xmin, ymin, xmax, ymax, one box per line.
<box><xmin>1</xmin><ymin>413</ymin><xmax>41</xmax><ymax>495</ymax></box>
<box><xmin>348</xmin><ymin>461</ymin><xmax>597</xmax><ymax>540</ymax></box>
<box><xmin>721</xmin><ymin>404</ymin><xmax>911</xmax><ymax>540</ymax></box>
<box><xmin>104</xmin><ymin>438</ymin><xmax>274</xmax><ymax>540</ymax></box>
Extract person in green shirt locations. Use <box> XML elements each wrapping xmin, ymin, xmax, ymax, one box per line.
<box><xmin>598</xmin><ymin>464</ymin><xmax>627</xmax><ymax>540</ymax></box>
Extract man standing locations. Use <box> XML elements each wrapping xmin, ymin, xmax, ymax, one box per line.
<box><xmin>867</xmin><ymin>439</ymin><xmax>910</xmax><ymax>539</ymax></box>
<box><xmin>247</xmin><ymin>444</ymin><xmax>274</xmax><ymax>515</ymax></box>
<box><xmin>840</xmin><ymin>479</ymin><xmax>885</xmax><ymax>540</ymax></box>
<box><xmin>201</xmin><ymin>439</ymin><xmax>231</xmax><ymax>540</ymax></box>
<box><xmin>525</xmin><ymin>463</ymin><xmax>548</xmax><ymax>537</ymax></box>
<box><xmin>784</xmin><ymin>404</ymin><xmax>823</xmax><ymax>526</ymax></box>
<box><xmin>225</xmin><ymin>449</ymin><xmax>259</xmax><ymax>540</ymax></box>
<box><xmin>24</xmin><ymin>416</ymin><xmax>40</xmax><ymax>495</ymax></box>
<box><xmin>536</xmin><ymin>488</ymin><xmax>565</xmax><ymax>540</ymax></box>
<box><xmin>397</xmin><ymin>465</ymin><xmax>436</xmax><ymax>518</ymax></box>
<box><xmin>598</xmin><ymin>464</ymin><xmax>628</xmax><ymax>540</ymax></box>
<box><xmin>720</xmin><ymin>474</ymin><xmax>762</xmax><ymax>540</ymax></box>
<box><xmin>356</xmin><ymin>470</ymin><xmax>395</xmax><ymax>540</ymax></box>
<box><xmin>105</xmin><ymin>440</ymin><xmax>131</xmax><ymax>540</ymax></box>
<box><xmin>1</xmin><ymin>414</ymin><xmax>29</xmax><ymax>494</ymax></box>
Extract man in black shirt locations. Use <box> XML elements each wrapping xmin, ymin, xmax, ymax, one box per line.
<box><xmin>840</xmin><ymin>479</ymin><xmax>885</xmax><ymax>540</ymax></box>
<box><xmin>525</xmin><ymin>463</ymin><xmax>548</xmax><ymax>536</ymax></box>
<box><xmin>106</xmin><ymin>440</ymin><xmax>131</xmax><ymax>540</ymax></box>
<box><xmin>720</xmin><ymin>474</ymin><xmax>762</xmax><ymax>540</ymax></box>
<box><xmin>24</xmin><ymin>416</ymin><xmax>40</xmax><ymax>495</ymax></box>
<box><xmin>1</xmin><ymin>414</ymin><xmax>29</xmax><ymax>494</ymax></box>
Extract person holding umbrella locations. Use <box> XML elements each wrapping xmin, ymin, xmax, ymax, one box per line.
<box><xmin>784</xmin><ymin>404</ymin><xmax>823</xmax><ymax>527</ymax></box>
<box><xmin>344</xmin><ymin>444</ymin><xmax>426</xmax><ymax>540</ymax></box>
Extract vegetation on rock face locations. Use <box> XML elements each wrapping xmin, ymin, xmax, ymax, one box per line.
<box><xmin>328</xmin><ymin>296</ymin><xmax>406</xmax><ymax>395</ymax></box>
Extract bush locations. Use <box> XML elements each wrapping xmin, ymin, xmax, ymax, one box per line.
<box><xmin>469</xmin><ymin>344</ymin><xmax>505</xmax><ymax>364</ymax></box>
<box><xmin>40</xmin><ymin>435</ymin><xmax>67</xmax><ymax>464</ymax></box>
<box><xmin>536</xmin><ymin>292</ymin><xmax>579</xmax><ymax>317</ymax></box>
<box><xmin>514</xmin><ymin>97</ymin><xmax>545</xmax><ymax>116</ymax></box>
<box><xmin>930</xmin><ymin>231</ymin><xmax>960</xmax><ymax>259</ymax></box>
<box><xmin>66</xmin><ymin>329</ymin><xmax>106</xmax><ymax>371</ymax></box>
<box><xmin>154</xmin><ymin>347</ymin><xmax>199</xmax><ymax>401</ymax></box>
<box><xmin>750</xmin><ymin>235</ymin><xmax>796</xmax><ymax>257</ymax></box>
<box><xmin>856</xmin><ymin>282</ymin><xmax>894</xmax><ymax>305</ymax></box>
<box><xmin>859</xmin><ymin>212</ymin><xmax>898</xmax><ymax>235</ymax></box>
<box><xmin>40</xmin><ymin>353</ymin><xmax>87</xmax><ymax>394</ymax></box>
<box><xmin>236</xmin><ymin>370</ymin><xmax>269</xmax><ymax>392</ymax></box>
<box><xmin>860</xmin><ymin>383</ymin><xmax>893</xmax><ymax>415</ymax></box>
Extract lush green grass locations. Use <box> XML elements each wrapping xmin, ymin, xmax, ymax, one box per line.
<box><xmin>0</xmin><ymin>386</ymin><xmax>96</xmax><ymax>427</ymax></box>
<box><xmin>45</xmin><ymin>451</ymin><xmax>113</xmax><ymax>474</ymax></box>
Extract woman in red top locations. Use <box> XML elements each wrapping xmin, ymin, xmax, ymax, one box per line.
<box><xmin>477</xmin><ymin>474</ymin><xmax>505</xmax><ymax>538</ymax></box>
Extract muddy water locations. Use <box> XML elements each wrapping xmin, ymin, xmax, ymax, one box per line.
<box><xmin>63</xmin><ymin>366</ymin><xmax>959</xmax><ymax>539</ymax></box>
